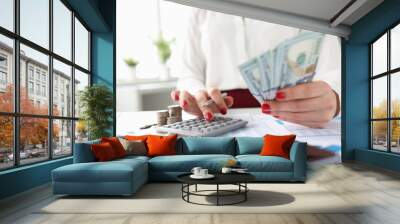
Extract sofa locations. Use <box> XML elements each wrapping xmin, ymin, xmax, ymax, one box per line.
<box><xmin>52</xmin><ymin>137</ymin><xmax>307</xmax><ymax>196</ymax></box>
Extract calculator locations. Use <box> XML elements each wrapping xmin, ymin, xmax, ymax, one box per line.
<box><xmin>155</xmin><ymin>116</ymin><xmax>248</xmax><ymax>137</ymax></box>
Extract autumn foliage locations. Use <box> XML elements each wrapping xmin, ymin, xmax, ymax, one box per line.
<box><xmin>0</xmin><ymin>85</ymin><xmax>59</xmax><ymax>151</ymax></box>
<box><xmin>372</xmin><ymin>99</ymin><xmax>400</xmax><ymax>142</ymax></box>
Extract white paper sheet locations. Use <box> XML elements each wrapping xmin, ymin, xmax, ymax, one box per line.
<box><xmin>117</xmin><ymin>108</ymin><xmax>342</xmax><ymax>164</ymax></box>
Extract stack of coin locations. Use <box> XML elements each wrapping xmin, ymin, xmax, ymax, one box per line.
<box><xmin>156</xmin><ymin>110</ymin><xmax>169</xmax><ymax>126</ymax></box>
<box><xmin>167</xmin><ymin>105</ymin><xmax>182</xmax><ymax>124</ymax></box>
<box><xmin>167</xmin><ymin>116</ymin><xmax>182</xmax><ymax>124</ymax></box>
<box><xmin>168</xmin><ymin>105</ymin><xmax>182</xmax><ymax>117</ymax></box>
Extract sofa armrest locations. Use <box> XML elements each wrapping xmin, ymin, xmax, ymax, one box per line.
<box><xmin>73</xmin><ymin>140</ymin><xmax>100</xmax><ymax>163</ymax></box>
<box><xmin>289</xmin><ymin>141</ymin><xmax>307</xmax><ymax>181</ymax></box>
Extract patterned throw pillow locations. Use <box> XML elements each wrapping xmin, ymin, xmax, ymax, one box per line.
<box><xmin>118</xmin><ymin>138</ymin><xmax>147</xmax><ymax>156</ymax></box>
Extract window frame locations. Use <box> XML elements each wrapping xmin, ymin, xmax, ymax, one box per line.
<box><xmin>0</xmin><ymin>0</ymin><xmax>92</xmax><ymax>171</ymax></box>
<box><xmin>370</xmin><ymin>20</ymin><xmax>400</xmax><ymax>154</ymax></box>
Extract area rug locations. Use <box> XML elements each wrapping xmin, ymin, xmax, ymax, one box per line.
<box><xmin>37</xmin><ymin>183</ymin><xmax>362</xmax><ymax>214</ymax></box>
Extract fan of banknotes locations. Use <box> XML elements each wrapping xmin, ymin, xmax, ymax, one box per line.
<box><xmin>239</xmin><ymin>31</ymin><xmax>324</xmax><ymax>103</ymax></box>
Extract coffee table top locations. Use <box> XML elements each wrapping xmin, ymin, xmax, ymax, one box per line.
<box><xmin>177</xmin><ymin>172</ymin><xmax>255</xmax><ymax>185</ymax></box>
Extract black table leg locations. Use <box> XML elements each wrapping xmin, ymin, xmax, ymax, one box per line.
<box><xmin>245</xmin><ymin>183</ymin><xmax>247</xmax><ymax>201</ymax></box>
<box><xmin>195</xmin><ymin>184</ymin><xmax>198</xmax><ymax>192</ymax></box>
<box><xmin>216</xmin><ymin>184</ymin><xmax>219</xmax><ymax>206</ymax></box>
<box><xmin>187</xmin><ymin>184</ymin><xmax>190</xmax><ymax>202</ymax></box>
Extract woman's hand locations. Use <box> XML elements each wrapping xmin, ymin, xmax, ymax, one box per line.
<box><xmin>170</xmin><ymin>88</ymin><xmax>234</xmax><ymax>121</ymax></box>
<box><xmin>261</xmin><ymin>81</ymin><xmax>340</xmax><ymax>128</ymax></box>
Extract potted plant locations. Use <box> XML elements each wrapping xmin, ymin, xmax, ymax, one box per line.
<box><xmin>79</xmin><ymin>84</ymin><xmax>113</xmax><ymax>140</ymax></box>
<box><xmin>153</xmin><ymin>34</ymin><xmax>174</xmax><ymax>80</ymax></box>
<box><xmin>124</xmin><ymin>57</ymin><xmax>139</xmax><ymax>82</ymax></box>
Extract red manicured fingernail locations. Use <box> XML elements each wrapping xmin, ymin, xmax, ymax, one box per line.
<box><xmin>276</xmin><ymin>91</ymin><xmax>285</xmax><ymax>100</ymax></box>
<box><xmin>182</xmin><ymin>100</ymin><xmax>188</xmax><ymax>107</ymax></box>
<box><xmin>175</xmin><ymin>94</ymin><xmax>180</xmax><ymax>101</ymax></box>
<box><xmin>220</xmin><ymin>108</ymin><xmax>227</xmax><ymax>115</ymax></box>
<box><xmin>262</xmin><ymin>103</ymin><xmax>270</xmax><ymax>113</ymax></box>
<box><xmin>205</xmin><ymin>112</ymin><xmax>213</xmax><ymax>120</ymax></box>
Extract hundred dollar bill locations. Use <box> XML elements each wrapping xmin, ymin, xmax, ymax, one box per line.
<box><xmin>239</xmin><ymin>31</ymin><xmax>324</xmax><ymax>101</ymax></box>
<box><xmin>278</xmin><ymin>31</ymin><xmax>324</xmax><ymax>88</ymax></box>
<box><xmin>238</xmin><ymin>58</ymin><xmax>265</xmax><ymax>103</ymax></box>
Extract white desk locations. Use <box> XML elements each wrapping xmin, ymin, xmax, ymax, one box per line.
<box><xmin>117</xmin><ymin>108</ymin><xmax>341</xmax><ymax>165</ymax></box>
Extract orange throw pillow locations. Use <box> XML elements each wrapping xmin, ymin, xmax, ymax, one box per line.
<box><xmin>91</xmin><ymin>142</ymin><xmax>117</xmax><ymax>162</ymax></box>
<box><xmin>124</xmin><ymin>135</ymin><xmax>149</xmax><ymax>141</ymax></box>
<box><xmin>146</xmin><ymin>134</ymin><xmax>177</xmax><ymax>157</ymax></box>
<box><xmin>260</xmin><ymin>134</ymin><xmax>296</xmax><ymax>159</ymax></box>
<box><xmin>101</xmin><ymin>137</ymin><xmax>127</xmax><ymax>158</ymax></box>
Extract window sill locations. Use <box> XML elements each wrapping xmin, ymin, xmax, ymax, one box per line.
<box><xmin>0</xmin><ymin>156</ymin><xmax>72</xmax><ymax>176</ymax></box>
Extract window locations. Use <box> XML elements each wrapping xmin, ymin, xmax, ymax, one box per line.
<box><xmin>0</xmin><ymin>0</ymin><xmax>14</xmax><ymax>32</ymax></box>
<box><xmin>42</xmin><ymin>85</ymin><xmax>46</xmax><ymax>97</ymax></box>
<box><xmin>53</xmin><ymin>119</ymin><xmax>72</xmax><ymax>158</ymax></box>
<box><xmin>35</xmin><ymin>84</ymin><xmax>40</xmax><ymax>95</ymax></box>
<box><xmin>53</xmin><ymin>59</ymin><xmax>72</xmax><ymax>117</ymax></box>
<box><xmin>20</xmin><ymin>0</ymin><xmax>49</xmax><ymax>48</ymax></box>
<box><xmin>35</xmin><ymin>70</ymin><xmax>41</xmax><ymax>81</ymax></box>
<box><xmin>0</xmin><ymin>0</ymin><xmax>91</xmax><ymax>170</ymax></box>
<box><xmin>0</xmin><ymin>116</ymin><xmax>13</xmax><ymax>170</ymax></box>
<box><xmin>53</xmin><ymin>0</ymin><xmax>72</xmax><ymax>60</ymax></box>
<box><xmin>117</xmin><ymin>0</ymin><xmax>189</xmax><ymax>80</ymax></box>
<box><xmin>0</xmin><ymin>53</ymin><xmax>8</xmax><ymax>89</ymax></box>
<box><xmin>74</xmin><ymin>69</ymin><xmax>89</xmax><ymax>118</ymax></box>
<box><xmin>0</xmin><ymin>54</ymin><xmax>7</xmax><ymax>67</ymax></box>
<box><xmin>28</xmin><ymin>81</ymin><xmax>34</xmax><ymax>94</ymax></box>
<box><xmin>28</xmin><ymin>67</ymin><xmax>34</xmax><ymax>80</ymax></box>
<box><xmin>0</xmin><ymin>35</ymin><xmax>13</xmax><ymax>112</ymax></box>
<box><xmin>74</xmin><ymin>18</ymin><xmax>89</xmax><ymax>70</ymax></box>
<box><xmin>0</xmin><ymin>71</ymin><xmax>6</xmax><ymax>85</ymax></box>
<box><xmin>371</xmin><ymin>23</ymin><xmax>400</xmax><ymax>154</ymax></box>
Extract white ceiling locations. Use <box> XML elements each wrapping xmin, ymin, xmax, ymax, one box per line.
<box><xmin>226</xmin><ymin>0</ymin><xmax>352</xmax><ymax>22</ymax></box>
<box><xmin>166</xmin><ymin>0</ymin><xmax>384</xmax><ymax>38</ymax></box>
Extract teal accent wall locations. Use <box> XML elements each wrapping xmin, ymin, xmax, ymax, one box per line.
<box><xmin>0</xmin><ymin>158</ymin><xmax>72</xmax><ymax>199</ymax></box>
<box><xmin>0</xmin><ymin>0</ymin><xmax>116</xmax><ymax>200</ymax></box>
<box><xmin>66</xmin><ymin>0</ymin><xmax>110</xmax><ymax>32</ymax></box>
<box><xmin>91</xmin><ymin>0</ymin><xmax>116</xmax><ymax>135</ymax></box>
<box><xmin>343</xmin><ymin>0</ymin><xmax>400</xmax><ymax>171</ymax></box>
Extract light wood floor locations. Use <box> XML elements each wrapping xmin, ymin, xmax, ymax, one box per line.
<box><xmin>1</xmin><ymin>162</ymin><xmax>400</xmax><ymax>224</ymax></box>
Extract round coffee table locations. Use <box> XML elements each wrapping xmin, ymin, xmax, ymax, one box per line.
<box><xmin>177</xmin><ymin>173</ymin><xmax>255</xmax><ymax>206</ymax></box>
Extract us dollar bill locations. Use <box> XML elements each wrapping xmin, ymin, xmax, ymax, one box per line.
<box><xmin>239</xmin><ymin>31</ymin><xmax>324</xmax><ymax>101</ymax></box>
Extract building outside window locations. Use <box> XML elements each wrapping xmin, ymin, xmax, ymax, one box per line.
<box><xmin>371</xmin><ymin>23</ymin><xmax>400</xmax><ymax>154</ymax></box>
<box><xmin>0</xmin><ymin>0</ymin><xmax>91</xmax><ymax>170</ymax></box>
<box><xmin>35</xmin><ymin>83</ymin><xmax>40</xmax><ymax>95</ymax></box>
<box><xmin>28</xmin><ymin>66</ymin><xmax>34</xmax><ymax>80</ymax></box>
<box><xmin>0</xmin><ymin>71</ymin><xmax>6</xmax><ymax>84</ymax></box>
<box><xmin>41</xmin><ymin>85</ymin><xmax>46</xmax><ymax>97</ymax></box>
<box><xmin>28</xmin><ymin>81</ymin><xmax>34</xmax><ymax>94</ymax></box>
<box><xmin>41</xmin><ymin>73</ymin><xmax>46</xmax><ymax>83</ymax></box>
<box><xmin>0</xmin><ymin>54</ymin><xmax>7</xmax><ymax>89</ymax></box>
<box><xmin>0</xmin><ymin>54</ymin><xmax>7</xmax><ymax>67</ymax></box>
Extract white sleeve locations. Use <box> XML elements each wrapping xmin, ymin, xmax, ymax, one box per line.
<box><xmin>176</xmin><ymin>9</ymin><xmax>206</xmax><ymax>95</ymax></box>
<box><xmin>314</xmin><ymin>34</ymin><xmax>342</xmax><ymax>100</ymax></box>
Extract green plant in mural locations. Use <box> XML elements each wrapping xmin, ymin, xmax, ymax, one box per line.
<box><xmin>124</xmin><ymin>58</ymin><xmax>139</xmax><ymax>67</ymax></box>
<box><xmin>153</xmin><ymin>35</ymin><xmax>175</xmax><ymax>64</ymax></box>
<box><xmin>79</xmin><ymin>84</ymin><xmax>113</xmax><ymax>140</ymax></box>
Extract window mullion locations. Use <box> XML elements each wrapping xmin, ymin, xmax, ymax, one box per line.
<box><xmin>71</xmin><ymin>10</ymin><xmax>76</xmax><ymax>155</ymax></box>
<box><xmin>48</xmin><ymin>0</ymin><xmax>54</xmax><ymax>160</ymax></box>
<box><xmin>388</xmin><ymin>30</ymin><xmax>391</xmax><ymax>152</ymax></box>
<box><xmin>13</xmin><ymin>0</ymin><xmax>21</xmax><ymax>167</ymax></box>
<box><xmin>370</xmin><ymin>45</ymin><xmax>373</xmax><ymax>149</ymax></box>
